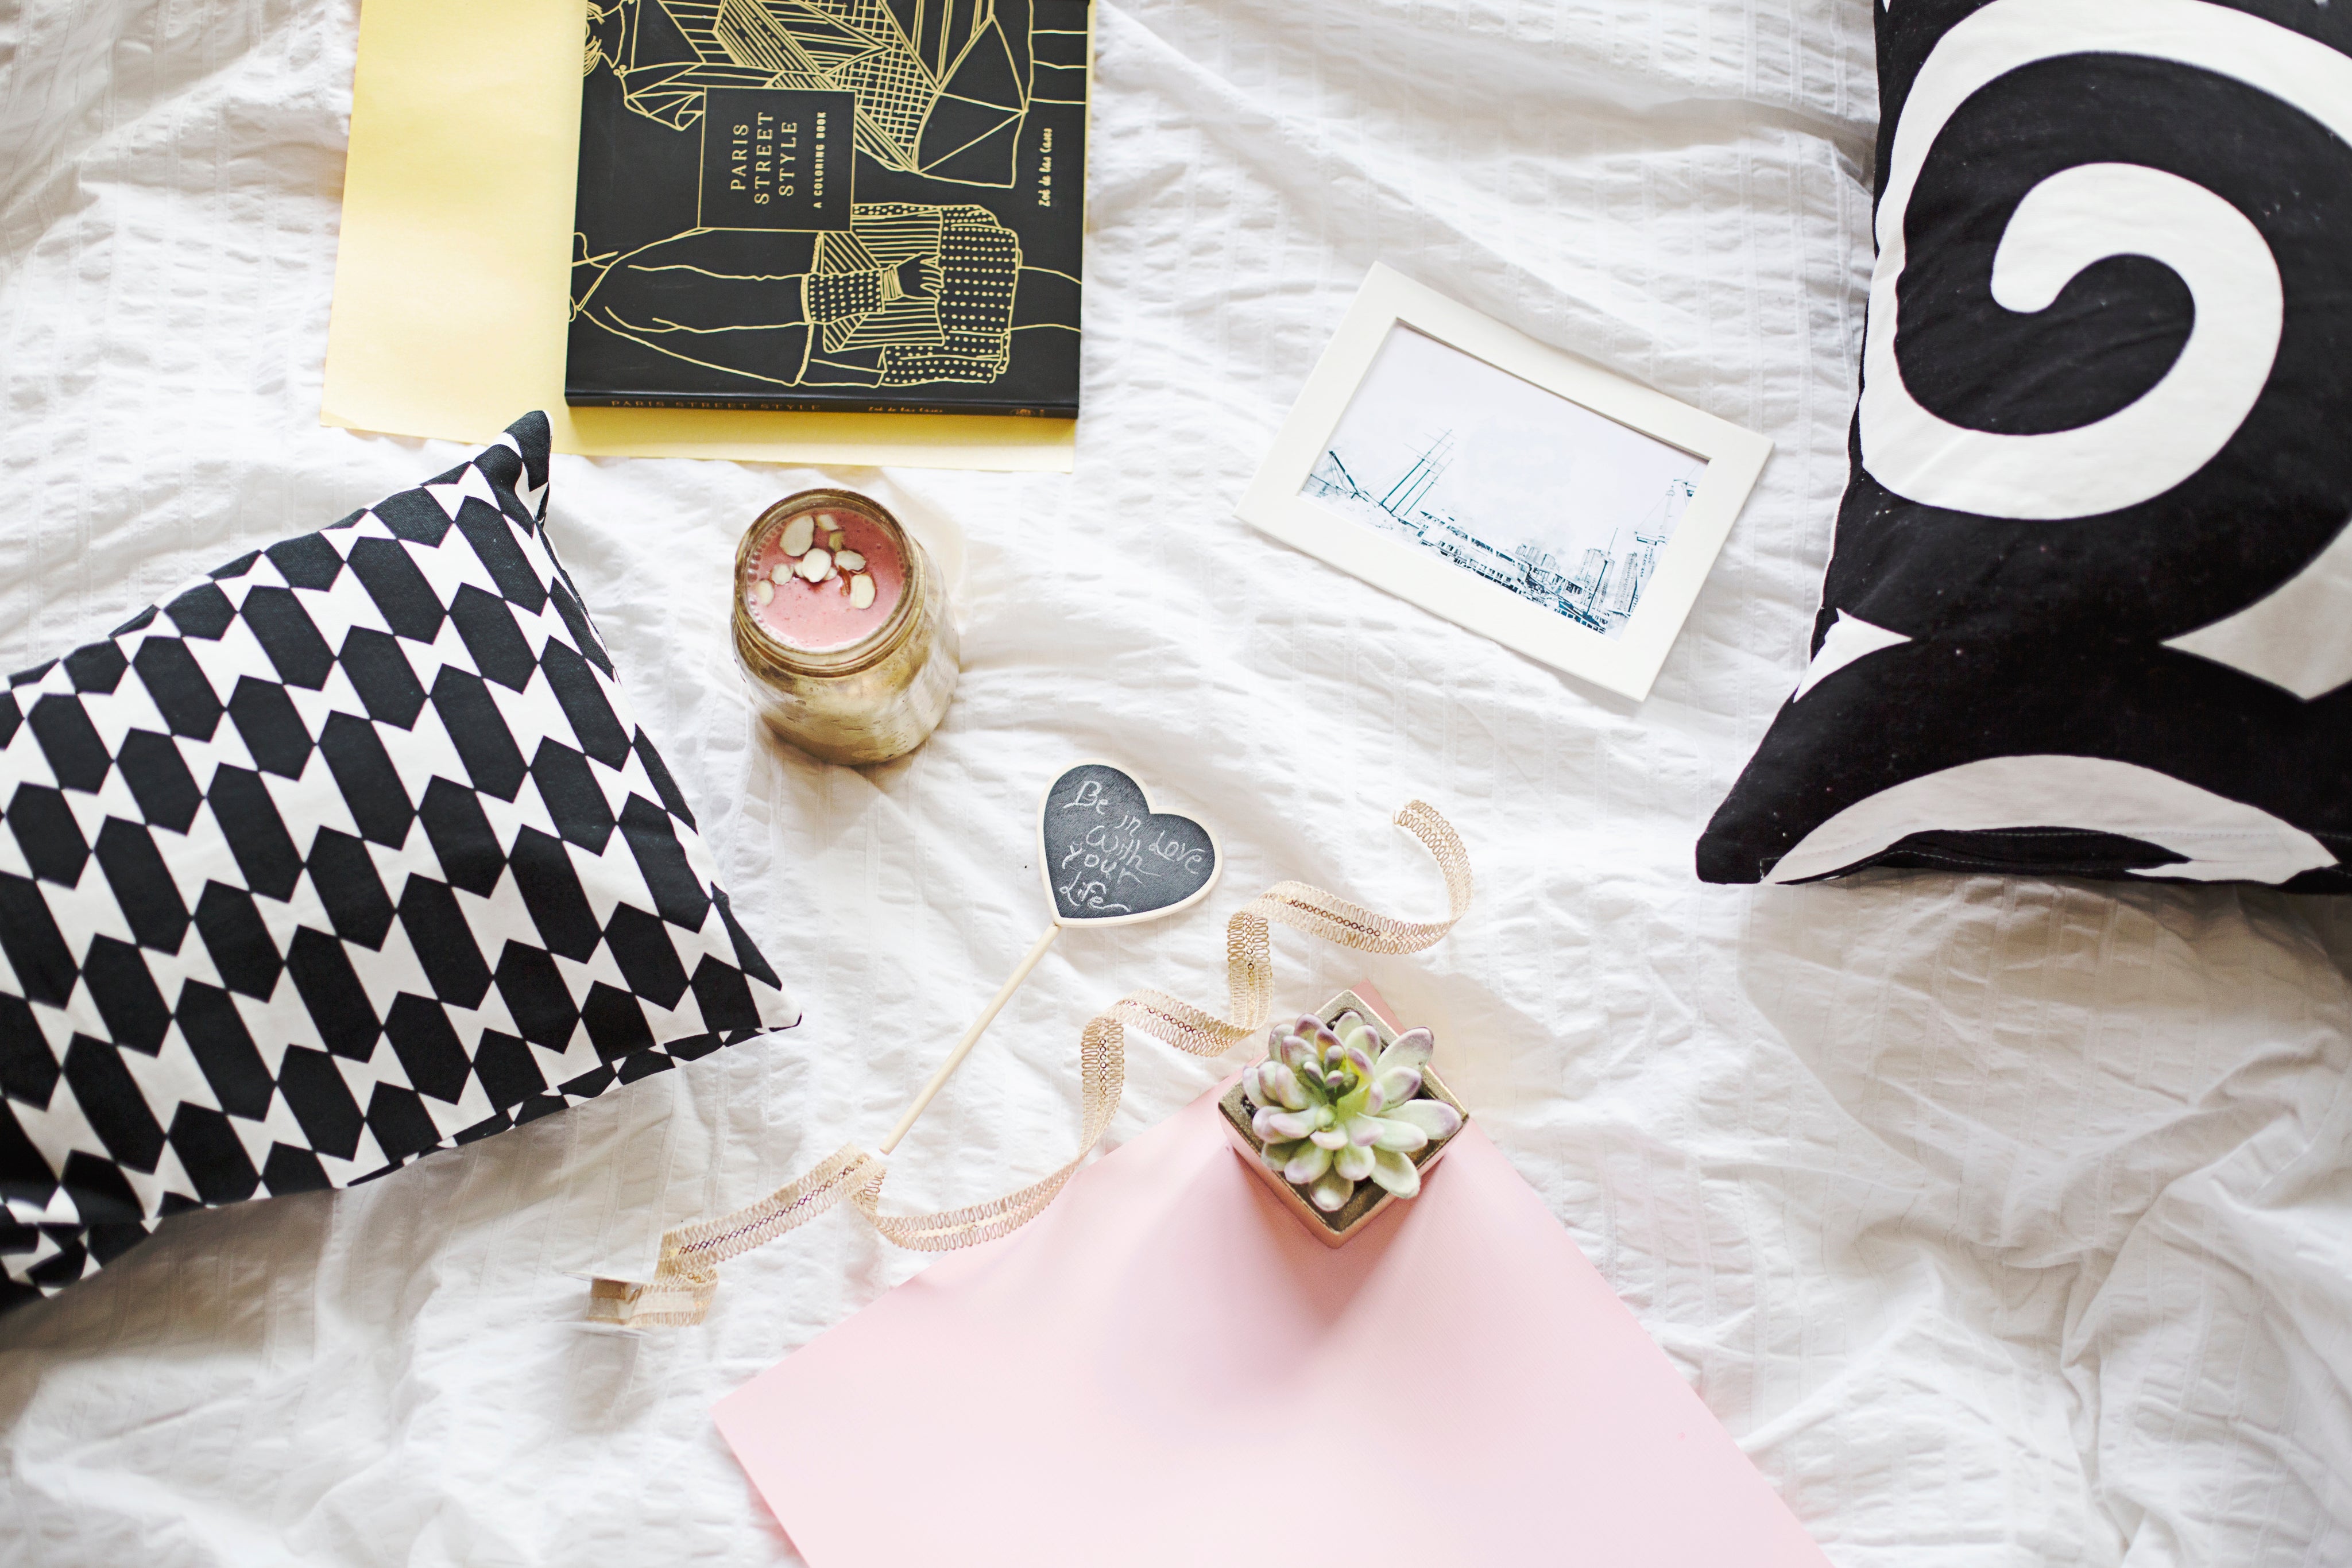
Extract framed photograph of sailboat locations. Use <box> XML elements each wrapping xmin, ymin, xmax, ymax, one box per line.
<box><xmin>1236</xmin><ymin>265</ymin><xmax>1771</xmax><ymax>702</ymax></box>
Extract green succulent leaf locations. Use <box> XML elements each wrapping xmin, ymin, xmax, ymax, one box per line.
<box><xmin>1259</xmin><ymin>1015</ymin><xmax>1454</xmax><ymax>1218</ymax></box>
<box><xmin>1375</xmin><ymin>1029</ymin><xmax>1433</xmax><ymax>1077</ymax></box>
<box><xmin>1370</xmin><ymin>1147</ymin><xmax>1421</xmax><ymax>1198</ymax></box>
<box><xmin>1369</xmin><ymin>1067</ymin><xmax>1421</xmax><ymax>1109</ymax></box>
<box><xmin>1263</xmin><ymin>1108</ymin><xmax>1318</xmax><ymax>1141</ymax></box>
<box><xmin>1388</xmin><ymin>1098</ymin><xmax>1461</xmax><ymax>1140</ymax></box>
<box><xmin>1361</xmin><ymin>1116</ymin><xmax>1428</xmax><ymax>1153</ymax></box>
<box><xmin>1284</xmin><ymin>1141</ymin><xmax>1334</xmax><ymax>1185</ymax></box>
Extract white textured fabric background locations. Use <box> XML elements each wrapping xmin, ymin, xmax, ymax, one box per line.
<box><xmin>3</xmin><ymin>1</ymin><xmax>2349</xmax><ymax>1563</ymax></box>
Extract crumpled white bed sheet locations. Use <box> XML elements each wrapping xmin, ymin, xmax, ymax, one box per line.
<box><xmin>4</xmin><ymin>0</ymin><xmax>2350</xmax><ymax>1563</ymax></box>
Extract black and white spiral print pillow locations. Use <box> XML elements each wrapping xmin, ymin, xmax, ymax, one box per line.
<box><xmin>1699</xmin><ymin>0</ymin><xmax>2352</xmax><ymax>889</ymax></box>
<box><xmin>0</xmin><ymin>413</ymin><xmax>798</xmax><ymax>1310</ymax></box>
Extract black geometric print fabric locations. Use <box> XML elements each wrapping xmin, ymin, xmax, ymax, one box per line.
<box><xmin>1699</xmin><ymin>0</ymin><xmax>2352</xmax><ymax>890</ymax></box>
<box><xmin>0</xmin><ymin>413</ymin><xmax>797</xmax><ymax>1310</ymax></box>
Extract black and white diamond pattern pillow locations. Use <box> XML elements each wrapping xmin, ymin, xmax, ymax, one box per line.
<box><xmin>1700</xmin><ymin>1</ymin><xmax>2352</xmax><ymax>889</ymax></box>
<box><xmin>0</xmin><ymin>413</ymin><xmax>797</xmax><ymax>1310</ymax></box>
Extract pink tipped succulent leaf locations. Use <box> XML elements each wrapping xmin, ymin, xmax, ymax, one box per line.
<box><xmin>1388</xmin><ymin>1099</ymin><xmax>1461</xmax><ymax>1140</ymax></box>
<box><xmin>1369</xmin><ymin>1148</ymin><xmax>1421</xmax><ymax>1198</ymax></box>
<box><xmin>1259</xmin><ymin>1060</ymin><xmax>1306</xmax><ymax>1110</ymax></box>
<box><xmin>1374</xmin><ymin>1028</ymin><xmax>1433</xmax><ymax>1077</ymax></box>
<box><xmin>1372</xmin><ymin>1067</ymin><xmax>1422</xmax><ymax>1108</ymax></box>
<box><xmin>1284</xmin><ymin>1141</ymin><xmax>1334</xmax><ymax>1185</ymax></box>
<box><xmin>1275</xmin><ymin>1109</ymin><xmax>1326</xmax><ymax>1140</ymax></box>
<box><xmin>1253</xmin><ymin>1014</ymin><xmax>1457</xmax><ymax>1214</ymax></box>
<box><xmin>1364</xmin><ymin>1117</ymin><xmax>1429</xmax><ymax>1153</ymax></box>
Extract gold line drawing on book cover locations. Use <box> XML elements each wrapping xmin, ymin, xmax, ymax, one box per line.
<box><xmin>584</xmin><ymin>0</ymin><xmax>1083</xmax><ymax>186</ymax></box>
<box><xmin>575</xmin><ymin>202</ymin><xmax>1028</xmax><ymax>390</ymax></box>
<box><xmin>573</xmin><ymin>0</ymin><xmax>1083</xmax><ymax>393</ymax></box>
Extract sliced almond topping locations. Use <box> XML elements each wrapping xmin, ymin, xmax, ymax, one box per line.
<box><xmin>834</xmin><ymin>549</ymin><xmax>866</xmax><ymax>572</ymax></box>
<box><xmin>827</xmin><ymin>531</ymin><xmax>846</xmax><ymax>552</ymax></box>
<box><xmin>796</xmin><ymin>547</ymin><xmax>833</xmax><ymax>583</ymax></box>
<box><xmin>779</xmin><ymin>515</ymin><xmax>817</xmax><ymax>557</ymax></box>
<box><xmin>768</xmin><ymin>562</ymin><xmax>793</xmax><ymax>585</ymax></box>
<box><xmin>849</xmin><ymin>573</ymin><xmax>876</xmax><ymax>610</ymax></box>
<box><xmin>752</xmin><ymin>579</ymin><xmax>775</xmax><ymax>606</ymax></box>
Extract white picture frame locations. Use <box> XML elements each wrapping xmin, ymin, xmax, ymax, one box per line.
<box><xmin>1236</xmin><ymin>264</ymin><xmax>1772</xmax><ymax>702</ymax></box>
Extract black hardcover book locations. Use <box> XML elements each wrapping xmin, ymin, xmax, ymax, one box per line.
<box><xmin>567</xmin><ymin>0</ymin><xmax>1089</xmax><ymax>417</ymax></box>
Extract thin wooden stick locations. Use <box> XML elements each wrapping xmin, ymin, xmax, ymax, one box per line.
<box><xmin>880</xmin><ymin>922</ymin><xmax>1064</xmax><ymax>1155</ymax></box>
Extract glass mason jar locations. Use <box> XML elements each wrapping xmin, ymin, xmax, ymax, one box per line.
<box><xmin>730</xmin><ymin>487</ymin><xmax>960</xmax><ymax>766</ymax></box>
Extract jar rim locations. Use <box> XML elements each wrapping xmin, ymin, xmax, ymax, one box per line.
<box><xmin>732</xmin><ymin>488</ymin><xmax>927</xmax><ymax>676</ymax></box>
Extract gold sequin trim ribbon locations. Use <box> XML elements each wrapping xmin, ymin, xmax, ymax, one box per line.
<box><xmin>586</xmin><ymin>802</ymin><xmax>1472</xmax><ymax>1328</ymax></box>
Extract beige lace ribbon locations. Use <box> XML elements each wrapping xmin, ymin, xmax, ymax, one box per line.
<box><xmin>587</xmin><ymin>802</ymin><xmax>1472</xmax><ymax>1328</ymax></box>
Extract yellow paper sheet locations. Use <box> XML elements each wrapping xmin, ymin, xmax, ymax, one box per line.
<box><xmin>322</xmin><ymin>0</ymin><xmax>1077</xmax><ymax>472</ymax></box>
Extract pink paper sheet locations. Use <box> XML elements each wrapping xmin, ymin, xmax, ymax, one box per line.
<box><xmin>717</xmin><ymin>1031</ymin><xmax>1830</xmax><ymax>1567</ymax></box>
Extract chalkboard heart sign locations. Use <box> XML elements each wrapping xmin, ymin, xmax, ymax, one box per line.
<box><xmin>876</xmin><ymin>762</ymin><xmax>1225</xmax><ymax>1160</ymax></box>
<box><xmin>1038</xmin><ymin>762</ymin><xmax>1223</xmax><ymax>926</ymax></box>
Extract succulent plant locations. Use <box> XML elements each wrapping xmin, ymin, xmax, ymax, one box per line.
<box><xmin>1241</xmin><ymin>1011</ymin><xmax>1463</xmax><ymax>1213</ymax></box>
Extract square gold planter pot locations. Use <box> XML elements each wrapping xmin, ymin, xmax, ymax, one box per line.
<box><xmin>1217</xmin><ymin>988</ymin><xmax>1469</xmax><ymax>1248</ymax></box>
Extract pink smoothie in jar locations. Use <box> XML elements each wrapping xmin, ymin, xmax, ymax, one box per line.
<box><xmin>742</xmin><ymin>501</ymin><xmax>907</xmax><ymax>652</ymax></box>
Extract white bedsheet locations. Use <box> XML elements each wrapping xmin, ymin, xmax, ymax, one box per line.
<box><xmin>4</xmin><ymin>1</ymin><xmax>2350</xmax><ymax>1563</ymax></box>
